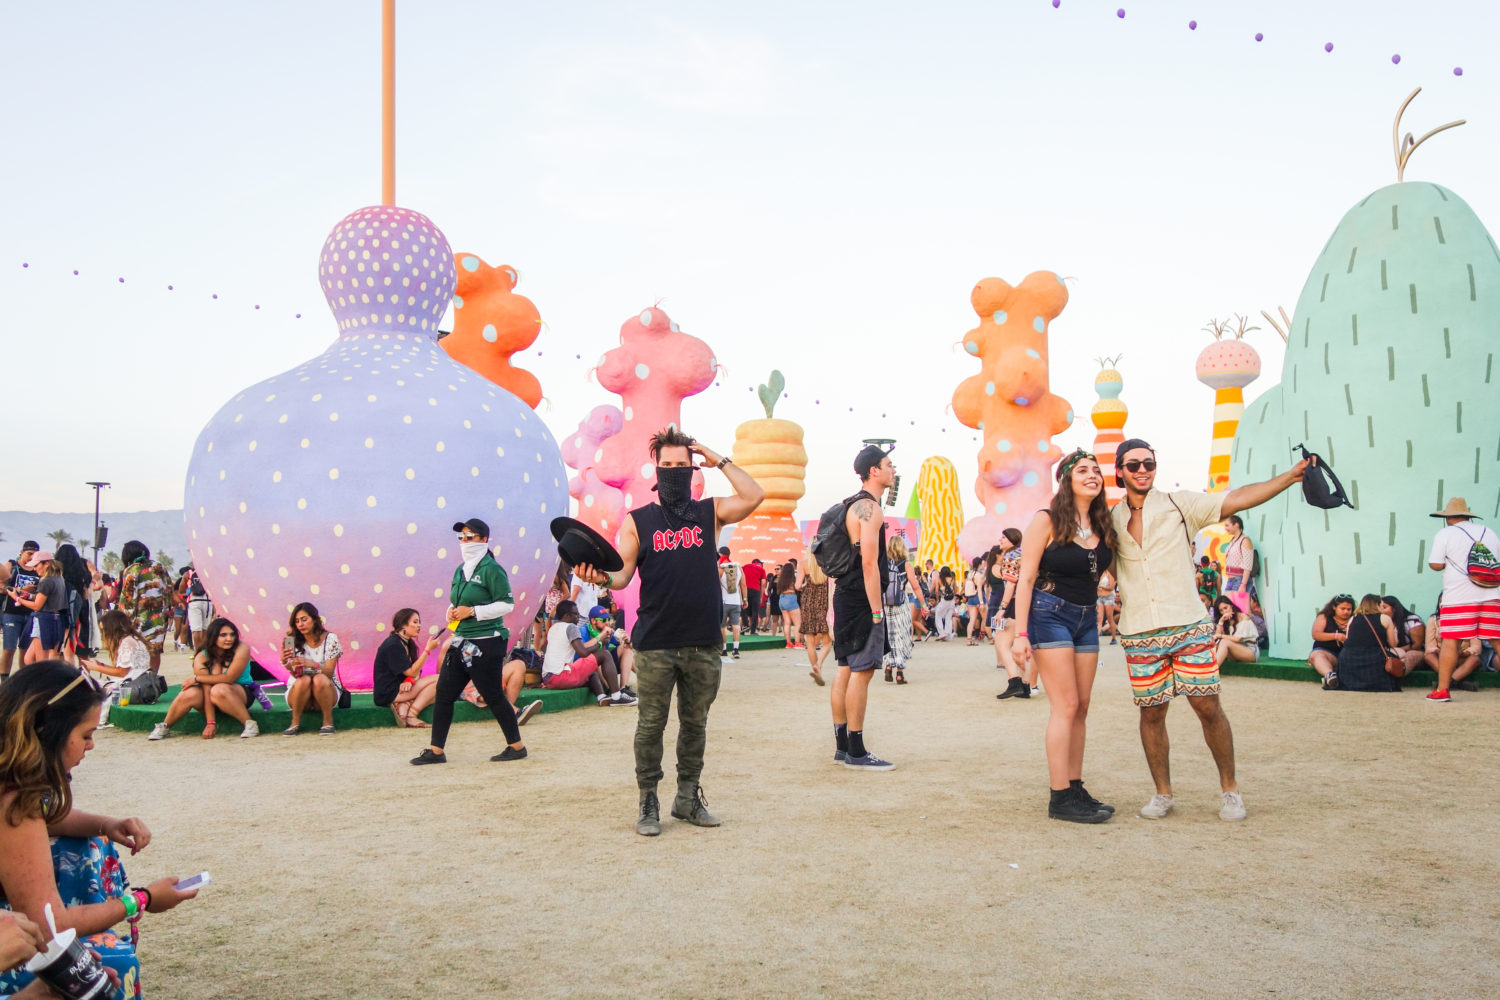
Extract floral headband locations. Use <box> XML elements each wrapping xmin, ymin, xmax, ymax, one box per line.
<box><xmin>1055</xmin><ymin>448</ymin><xmax>1095</xmax><ymax>482</ymax></box>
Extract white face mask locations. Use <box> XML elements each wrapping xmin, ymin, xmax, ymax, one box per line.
<box><xmin>460</xmin><ymin>541</ymin><xmax>489</xmax><ymax>566</ymax></box>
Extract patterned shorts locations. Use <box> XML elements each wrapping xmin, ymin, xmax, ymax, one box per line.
<box><xmin>1121</xmin><ymin>620</ymin><xmax>1219</xmax><ymax>706</ymax></box>
<box><xmin>1438</xmin><ymin>601</ymin><xmax>1500</xmax><ymax>641</ymax></box>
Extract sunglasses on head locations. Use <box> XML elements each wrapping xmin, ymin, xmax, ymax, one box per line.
<box><xmin>1332</xmin><ymin>594</ymin><xmax>1353</xmax><ymax>605</ymax></box>
<box><xmin>1121</xmin><ymin>459</ymin><xmax>1157</xmax><ymax>473</ymax></box>
<box><xmin>47</xmin><ymin>669</ymin><xmax>104</xmax><ymax>706</ymax></box>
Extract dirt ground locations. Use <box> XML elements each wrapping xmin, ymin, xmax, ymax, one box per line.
<box><xmin>82</xmin><ymin>639</ymin><xmax>1498</xmax><ymax>999</ymax></box>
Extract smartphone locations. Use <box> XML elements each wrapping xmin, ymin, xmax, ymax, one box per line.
<box><xmin>176</xmin><ymin>871</ymin><xmax>211</xmax><ymax>892</ymax></box>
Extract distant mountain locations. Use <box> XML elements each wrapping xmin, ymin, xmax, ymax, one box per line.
<box><xmin>0</xmin><ymin>509</ymin><xmax>189</xmax><ymax>570</ymax></box>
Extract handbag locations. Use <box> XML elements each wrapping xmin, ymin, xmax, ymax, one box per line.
<box><xmin>122</xmin><ymin>672</ymin><xmax>166</xmax><ymax>705</ymax></box>
<box><xmin>1363</xmin><ymin>615</ymin><xmax>1404</xmax><ymax>684</ymax></box>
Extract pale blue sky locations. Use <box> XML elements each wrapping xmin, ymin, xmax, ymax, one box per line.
<box><xmin>3</xmin><ymin>1</ymin><xmax>1494</xmax><ymax>522</ymax></box>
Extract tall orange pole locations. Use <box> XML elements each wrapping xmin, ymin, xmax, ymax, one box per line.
<box><xmin>381</xmin><ymin>0</ymin><xmax>395</xmax><ymax>205</ymax></box>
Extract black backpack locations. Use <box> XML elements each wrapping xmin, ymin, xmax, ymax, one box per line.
<box><xmin>1295</xmin><ymin>444</ymin><xmax>1353</xmax><ymax>510</ymax></box>
<box><xmin>810</xmin><ymin>492</ymin><xmax>869</xmax><ymax>579</ymax></box>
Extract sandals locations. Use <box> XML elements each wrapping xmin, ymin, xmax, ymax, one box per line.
<box><xmin>896</xmin><ymin>670</ymin><xmax>906</xmax><ymax>685</ymax></box>
<box><xmin>809</xmin><ymin>669</ymin><xmax>825</xmax><ymax>687</ymax></box>
<box><xmin>201</xmin><ymin>721</ymin><xmax>217</xmax><ymax>740</ymax></box>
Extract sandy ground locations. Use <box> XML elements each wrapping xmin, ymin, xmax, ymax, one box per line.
<box><xmin>78</xmin><ymin>639</ymin><xmax>1499</xmax><ymax>999</ymax></box>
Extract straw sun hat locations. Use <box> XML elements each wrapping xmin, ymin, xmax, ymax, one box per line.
<box><xmin>1431</xmin><ymin>498</ymin><xmax>1482</xmax><ymax>519</ymax></box>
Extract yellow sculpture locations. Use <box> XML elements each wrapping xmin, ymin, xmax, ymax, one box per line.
<box><xmin>914</xmin><ymin>456</ymin><xmax>964</xmax><ymax>575</ymax></box>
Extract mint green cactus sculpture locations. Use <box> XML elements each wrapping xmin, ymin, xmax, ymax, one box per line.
<box><xmin>1229</xmin><ymin>91</ymin><xmax>1497</xmax><ymax>656</ymax></box>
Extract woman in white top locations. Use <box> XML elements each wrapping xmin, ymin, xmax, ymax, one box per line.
<box><xmin>81</xmin><ymin>609</ymin><xmax>153</xmax><ymax>726</ymax></box>
<box><xmin>280</xmin><ymin>602</ymin><xmax>343</xmax><ymax>736</ymax></box>
<box><xmin>1211</xmin><ymin>596</ymin><xmax>1259</xmax><ymax>666</ymax></box>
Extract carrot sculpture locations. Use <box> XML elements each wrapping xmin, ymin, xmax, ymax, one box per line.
<box><xmin>728</xmin><ymin>370</ymin><xmax>807</xmax><ymax>563</ymax></box>
<box><xmin>1195</xmin><ymin>315</ymin><xmax>1261</xmax><ymax>492</ymax></box>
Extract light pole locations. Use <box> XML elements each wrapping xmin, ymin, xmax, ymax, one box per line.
<box><xmin>85</xmin><ymin>482</ymin><xmax>110</xmax><ymax>568</ymax></box>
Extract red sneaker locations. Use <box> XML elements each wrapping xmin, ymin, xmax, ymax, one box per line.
<box><xmin>1426</xmin><ymin>689</ymin><xmax>1452</xmax><ymax>703</ymax></box>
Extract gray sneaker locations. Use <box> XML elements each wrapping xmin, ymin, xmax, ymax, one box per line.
<box><xmin>1139</xmin><ymin>793</ymin><xmax>1174</xmax><ymax>819</ymax></box>
<box><xmin>670</xmin><ymin>784</ymin><xmax>722</xmax><ymax>827</ymax></box>
<box><xmin>842</xmin><ymin>752</ymin><xmax>896</xmax><ymax>771</ymax></box>
<box><xmin>1219</xmin><ymin>791</ymin><xmax>1247</xmax><ymax>821</ymax></box>
<box><xmin>636</xmin><ymin>789</ymin><xmax>661</xmax><ymax>837</ymax></box>
<box><xmin>833</xmin><ymin>749</ymin><xmax>848</xmax><ymax>764</ymax></box>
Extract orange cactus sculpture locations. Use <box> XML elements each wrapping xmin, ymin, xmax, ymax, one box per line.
<box><xmin>728</xmin><ymin>371</ymin><xmax>808</xmax><ymax>564</ymax></box>
<box><xmin>952</xmin><ymin>272</ymin><xmax>1074</xmax><ymax>559</ymax></box>
<box><xmin>441</xmin><ymin>253</ymin><xmax>544</xmax><ymax>408</ymax></box>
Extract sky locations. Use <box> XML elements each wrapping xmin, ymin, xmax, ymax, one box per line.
<box><xmin>2</xmin><ymin>0</ymin><xmax>1496</xmax><ymax>526</ymax></box>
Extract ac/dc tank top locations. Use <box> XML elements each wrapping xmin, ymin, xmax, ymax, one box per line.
<box><xmin>629</xmin><ymin>498</ymin><xmax>723</xmax><ymax>651</ymax></box>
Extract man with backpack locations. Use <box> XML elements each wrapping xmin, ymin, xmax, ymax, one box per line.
<box><xmin>718</xmin><ymin>547</ymin><xmax>747</xmax><ymax>660</ymax></box>
<box><xmin>1426</xmin><ymin>498</ymin><xmax>1500</xmax><ymax>703</ymax></box>
<box><xmin>816</xmin><ymin>444</ymin><xmax>899</xmax><ymax>771</ymax></box>
<box><xmin>1111</xmin><ymin>438</ymin><xmax>1308</xmax><ymax>823</ymax></box>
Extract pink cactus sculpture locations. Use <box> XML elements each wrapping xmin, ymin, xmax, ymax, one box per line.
<box><xmin>579</xmin><ymin>307</ymin><xmax>718</xmax><ymax>619</ymax></box>
<box><xmin>951</xmin><ymin>273</ymin><xmax>1074</xmax><ymax>559</ymax></box>
<box><xmin>563</xmin><ymin>405</ymin><xmax>626</xmax><ymax>540</ymax></box>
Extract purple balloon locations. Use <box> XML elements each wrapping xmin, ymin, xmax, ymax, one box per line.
<box><xmin>1391</xmin><ymin>54</ymin><xmax>1401</xmax><ymax>64</ymax></box>
<box><xmin>1116</xmin><ymin>8</ymin><xmax>1125</xmax><ymax>17</ymax></box>
<box><xmin>1325</xmin><ymin>42</ymin><xmax>1334</xmax><ymax>53</ymax></box>
<box><xmin>1454</xmin><ymin>67</ymin><xmax>1464</xmax><ymax>76</ymax></box>
<box><xmin>72</xmin><ymin>270</ymin><xmax>78</xmax><ymax>275</ymax></box>
<box><xmin>117</xmin><ymin>277</ymin><xmax>125</xmax><ymax>283</ymax></box>
<box><xmin>1254</xmin><ymin>32</ymin><xmax>1263</xmax><ymax>42</ymax></box>
<box><xmin>20</xmin><ymin>262</ymin><xmax>27</xmax><ymax>268</ymax></box>
<box><xmin>1052</xmin><ymin>0</ymin><xmax>1059</xmax><ymax>7</ymax></box>
<box><xmin>1188</xmin><ymin>20</ymin><xmax>1197</xmax><ymax>30</ymax></box>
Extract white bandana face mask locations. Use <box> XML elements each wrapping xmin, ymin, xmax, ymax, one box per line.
<box><xmin>460</xmin><ymin>541</ymin><xmax>489</xmax><ymax>571</ymax></box>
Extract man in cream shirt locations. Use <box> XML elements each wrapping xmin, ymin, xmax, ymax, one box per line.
<box><xmin>1110</xmin><ymin>438</ymin><xmax>1309</xmax><ymax>822</ymax></box>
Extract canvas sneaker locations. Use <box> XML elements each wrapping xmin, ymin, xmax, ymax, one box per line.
<box><xmin>833</xmin><ymin>749</ymin><xmax>848</xmax><ymax>764</ymax></box>
<box><xmin>1139</xmin><ymin>793</ymin><xmax>1174</xmax><ymax>819</ymax></box>
<box><xmin>842</xmin><ymin>752</ymin><xmax>896</xmax><ymax>771</ymax></box>
<box><xmin>1219</xmin><ymin>791</ymin><xmax>1247</xmax><ymax>821</ymax></box>
<box><xmin>1425</xmin><ymin>689</ymin><xmax>1452</xmax><ymax>703</ymax></box>
<box><xmin>240</xmin><ymin>720</ymin><xmax>259</xmax><ymax>739</ymax></box>
<box><xmin>516</xmin><ymin>700</ymin><xmax>543</xmax><ymax>726</ymax></box>
<box><xmin>609</xmin><ymin>690</ymin><xmax>638</xmax><ymax>706</ymax></box>
<box><xmin>148</xmin><ymin>722</ymin><xmax>171</xmax><ymax>741</ymax></box>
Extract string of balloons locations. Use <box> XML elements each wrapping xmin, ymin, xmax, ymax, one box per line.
<box><xmin>1054</xmin><ymin>3</ymin><xmax>1464</xmax><ymax>75</ymax></box>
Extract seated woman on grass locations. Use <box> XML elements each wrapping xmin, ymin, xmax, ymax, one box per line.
<box><xmin>1211</xmin><ymin>596</ymin><xmax>1260</xmax><ymax>667</ymax></box>
<box><xmin>372</xmin><ymin>608</ymin><xmax>443</xmax><ymax>727</ymax></box>
<box><xmin>281</xmin><ymin>602</ymin><xmax>343</xmax><ymax>736</ymax></box>
<box><xmin>1307</xmin><ymin>594</ymin><xmax>1354</xmax><ymax>687</ymax></box>
<box><xmin>1333</xmin><ymin>594</ymin><xmax>1402</xmax><ymax>692</ymax></box>
<box><xmin>149</xmin><ymin>617</ymin><xmax>258</xmax><ymax>740</ymax></box>
<box><xmin>0</xmin><ymin>661</ymin><xmax>198</xmax><ymax>998</ymax></box>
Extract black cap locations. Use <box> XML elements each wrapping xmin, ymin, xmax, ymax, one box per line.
<box><xmin>1115</xmin><ymin>438</ymin><xmax>1154</xmax><ymax>468</ymax></box>
<box><xmin>854</xmin><ymin>444</ymin><xmax>888</xmax><ymax>479</ymax></box>
<box><xmin>452</xmin><ymin>518</ymin><xmax>490</xmax><ymax>539</ymax></box>
<box><xmin>550</xmin><ymin>517</ymin><xmax>625</xmax><ymax>572</ymax></box>
<box><xmin>21</xmin><ymin>540</ymin><xmax>39</xmax><ymax>551</ymax></box>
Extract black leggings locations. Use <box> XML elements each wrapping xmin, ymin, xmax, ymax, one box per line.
<box><xmin>430</xmin><ymin>635</ymin><xmax>521</xmax><ymax>749</ymax></box>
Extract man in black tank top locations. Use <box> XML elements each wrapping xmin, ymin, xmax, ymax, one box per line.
<box><xmin>830</xmin><ymin>445</ymin><xmax>897</xmax><ymax>771</ymax></box>
<box><xmin>572</xmin><ymin>426</ymin><xmax>764</xmax><ymax>836</ymax></box>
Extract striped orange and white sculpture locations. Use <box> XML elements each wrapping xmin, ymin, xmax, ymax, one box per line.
<box><xmin>1089</xmin><ymin>356</ymin><xmax>1128</xmax><ymax>507</ymax></box>
<box><xmin>1195</xmin><ymin>316</ymin><xmax>1261</xmax><ymax>493</ymax></box>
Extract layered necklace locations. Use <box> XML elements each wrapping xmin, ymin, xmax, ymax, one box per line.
<box><xmin>1075</xmin><ymin>519</ymin><xmax>1095</xmax><ymax>541</ymax></box>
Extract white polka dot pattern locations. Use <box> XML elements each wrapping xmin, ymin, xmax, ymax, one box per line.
<box><xmin>184</xmin><ymin>204</ymin><xmax>568</xmax><ymax>690</ymax></box>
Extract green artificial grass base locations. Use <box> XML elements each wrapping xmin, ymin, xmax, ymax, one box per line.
<box><xmin>109</xmin><ymin>686</ymin><xmax>592</xmax><ymax>734</ymax></box>
<box><xmin>1223</xmin><ymin>657</ymin><xmax>1499</xmax><ymax>687</ymax></box>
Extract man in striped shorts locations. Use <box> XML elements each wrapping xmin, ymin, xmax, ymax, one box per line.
<box><xmin>1426</xmin><ymin>498</ymin><xmax>1500</xmax><ymax>703</ymax></box>
<box><xmin>1110</xmin><ymin>439</ymin><xmax>1308</xmax><ymax>822</ymax></box>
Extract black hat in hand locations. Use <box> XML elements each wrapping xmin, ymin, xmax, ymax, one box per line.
<box><xmin>550</xmin><ymin>517</ymin><xmax>624</xmax><ymax>572</ymax></box>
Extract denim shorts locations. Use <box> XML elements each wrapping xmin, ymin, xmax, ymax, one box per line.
<box><xmin>1028</xmin><ymin>591</ymin><xmax>1099</xmax><ymax>653</ymax></box>
<box><xmin>778</xmin><ymin>593</ymin><xmax>800</xmax><ymax>612</ymax></box>
<box><xmin>2</xmin><ymin>613</ymin><xmax>27</xmax><ymax>651</ymax></box>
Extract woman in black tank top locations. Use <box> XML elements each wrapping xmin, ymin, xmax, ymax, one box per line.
<box><xmin>1011</xmin><ymin>449</ymin><xmax>1118</xmax><ymax>825</ymax></box>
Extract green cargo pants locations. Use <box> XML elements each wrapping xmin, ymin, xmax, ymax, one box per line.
<box><xmin>633</xmin><ymin>645</ymin><xmax>723</xmax><ymax>789</ymax></box>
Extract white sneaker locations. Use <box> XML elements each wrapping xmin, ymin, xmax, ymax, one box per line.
<box><xmin>148</xmin><ymin>723</ymin><xmax>171</xmax><ymax>741</ymax></box>
<box><xmin>1219</xmin><ymin>791</ymin><xmax>1247</xmax><ymax>821</ymax></box>
<box><xmin>1139</xmin><ymin>793</ymin><xmax>1173</xmax><ymax>819</ymax></box>
<box><xmin>240</xmin><ymin>719</ymin><xmax>260</xmax><ymax>739</ymax></box>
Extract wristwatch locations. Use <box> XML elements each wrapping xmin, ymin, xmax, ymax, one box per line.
<box><xmin>717</xmin><ymin>456</ymin><xmax>732</xmax><ymax>469</ymax></box>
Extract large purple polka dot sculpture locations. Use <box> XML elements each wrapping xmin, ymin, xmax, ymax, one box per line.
<box><xmin>183</xmin><ymin>206</ymin><xmax>568</xmax><ymax>689</ymax></box>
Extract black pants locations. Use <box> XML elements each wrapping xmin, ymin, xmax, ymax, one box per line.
<box><xmin>744</xmin><ymin>589</ymin><xmax>761</xmax><ymax>632</ymax></box>
<box><xmin>430</xmin><ymin>634</ymin><xmax>521</xmax><ymax>749</ymax></box>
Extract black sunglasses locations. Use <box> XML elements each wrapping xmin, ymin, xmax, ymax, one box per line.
<box><xmin>1121</xmin><ymin>460</ymin><xmax>1157</xmax><ymax>473</ymax></box>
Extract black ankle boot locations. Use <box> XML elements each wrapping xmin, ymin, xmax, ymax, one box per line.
<box><xmin>1048</xmin><ymin>787</ymin><xmax>1110</xmax><ymax>824</ymax></box>
<box><xmin>997</xmin><ymin>676</ymin><xmax>1024</xmax><ymax>700</ymax></box>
